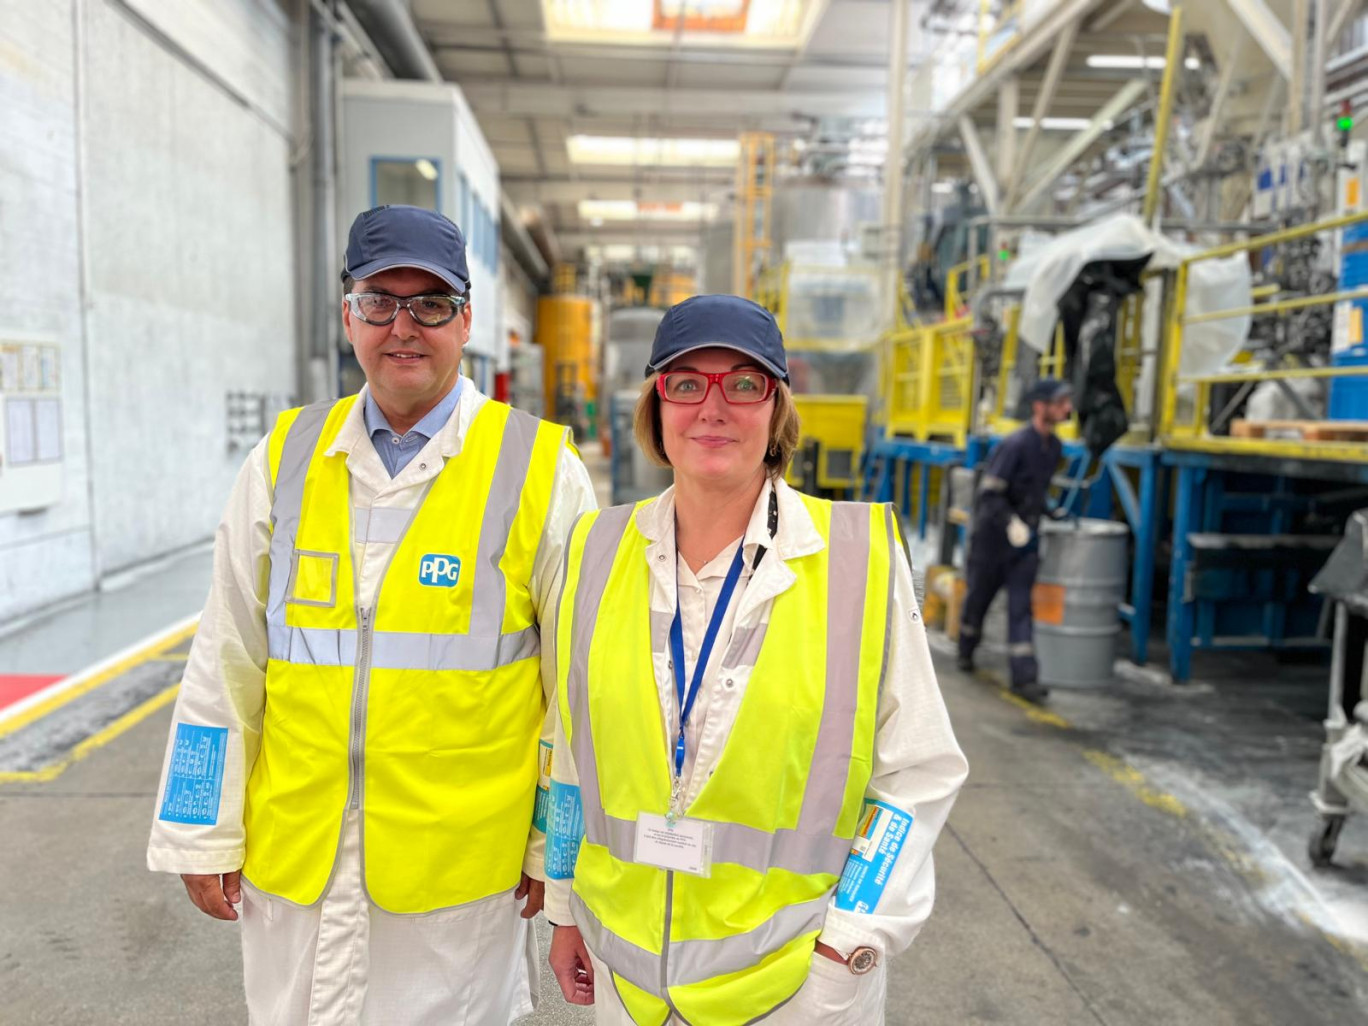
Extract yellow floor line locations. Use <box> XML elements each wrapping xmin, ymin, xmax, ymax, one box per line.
<box><xmin>0</xmin><ymin>618</ymin><xmax>198</xmax><ymax>740</ymax></box>
<box><xmin>994</xmin><ymin>686</ymin><xmax>1073</xmax><ymax>728</ymax></box>
<box><xmin>0</xmin><ymin>683</ymin><xmax>180</xmax><ymax>785</ymax></box>
<box><xmin>1084</xmin><ymin>749</ymin><xmax>1188</xmax><ymax>818</ymax></box>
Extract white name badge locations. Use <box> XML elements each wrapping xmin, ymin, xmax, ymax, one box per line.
<box><xmin>634</xmin><ymin>814</ymin><xmax>714</xmax><ymax>877</ymax></box>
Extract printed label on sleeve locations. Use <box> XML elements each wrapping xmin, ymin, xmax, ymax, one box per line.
<box><xmin>158</xmin><ymin>723</ymin><xmax>229</xmax><ymax>826</ymax></box>
<box><xmin>835</xmin><ymin>799</ymin><xmax>913</xmax><ymax>914</ymax></box>
<box><xmin>545</xmin><ymin>779</ymin><xmax>585</xmax><ymax>880</ymax></box>
<box><xmin>533</xmin><ymin>741</ymin><xmax>554</xmax><ymax>834</ymax></box>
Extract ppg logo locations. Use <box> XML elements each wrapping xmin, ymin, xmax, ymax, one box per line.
<box><xmin>418</xmin><ymin>554</ymin><xmax>461</xmax><ymax>588</ymax></box>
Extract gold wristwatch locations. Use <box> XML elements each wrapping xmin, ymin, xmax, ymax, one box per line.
<box><xmin>848</xmin><ymin>946</ymin><xmax>878</xmax><ymax>975</ymax></box>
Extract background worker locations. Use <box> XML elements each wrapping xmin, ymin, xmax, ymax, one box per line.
<box><xmin>956</xmin><ymin>378</ymin><xmax>1074</xmax><ymax>703</ymax></box>
<box><xmin>146</xmin><ymin>204</ymin><xmax>596</xmax><ymax>1024</ymax></box>
<box><xmin>543</xmin><ymin>295</ymin><xmax>967</xmax><ymax>1024</ymax></box>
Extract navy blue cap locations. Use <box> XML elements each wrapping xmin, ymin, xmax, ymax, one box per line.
<box><xmin>1026</xmin><ymin>378</ymin><xmax>1075</xmax><ymax>404</ymax></box>
<box><xmin>342</xmin><ymin>205</ymin><xmax>470</xmax><ymax>294</ymax></box>
<box><xmin>646</xmin><ymin>295</ymin><xmax>788</xmax><ymax>382</ymax></box>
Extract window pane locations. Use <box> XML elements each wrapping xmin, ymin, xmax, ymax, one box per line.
<box><xmin>373</xmin><ymin>158</ymin><xmax>439</xmax><ymax>210</ymax></box>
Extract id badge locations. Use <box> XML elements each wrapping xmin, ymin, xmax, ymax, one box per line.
<box><xmin>634</xmin><ymin>813</ymin><xmax>713</xmax><ymax>877</ymax></box>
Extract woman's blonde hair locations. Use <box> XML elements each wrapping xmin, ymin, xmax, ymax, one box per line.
<box><xmin>632</xmin><ymin>373</ymin><xmax>801</xmax><ymax>480</ymax></box>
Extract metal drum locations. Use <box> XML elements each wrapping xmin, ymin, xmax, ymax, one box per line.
<box><xmin>1034</xmin><ymin>518</ymin><xmax>1129</xmax><ymax>688</ymax></box>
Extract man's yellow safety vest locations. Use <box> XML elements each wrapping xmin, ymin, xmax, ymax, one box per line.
<box><xmin>242</xmin><ymin>393</ymin><xmax>567</xmax><ymax>913</ymax></box>
<box><xmin>556</xmin><ymin>495</ymin><xmax>896</xmax><ymax>1025</ymax></box>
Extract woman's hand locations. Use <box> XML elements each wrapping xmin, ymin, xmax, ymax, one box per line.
<box><xmin>550</xmin><ymin>924</ymin><xmax>596</xmax><ymax>1005</ymax></box>
<box><xmin>814</xmin><ymin>940</ymin><xmax>849</xmax><ymax>964</ymax></box>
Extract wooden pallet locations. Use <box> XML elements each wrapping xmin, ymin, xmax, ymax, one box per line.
<box><xmin>1230</xmin><ymin>418</ymin><xmax>1368</xmax><ymax>442</ymax></box>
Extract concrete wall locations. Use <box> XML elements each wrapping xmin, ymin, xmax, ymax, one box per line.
<box><xmin>0</xmin><ymin>0</ymin><xmax>299</xmax><ymax>622</ymax></box>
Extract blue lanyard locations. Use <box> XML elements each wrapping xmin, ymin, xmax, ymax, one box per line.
<box><xmin>668</xmin><ymin>541</ymin><xmax>746</xmax><ymax>780</ymax></box>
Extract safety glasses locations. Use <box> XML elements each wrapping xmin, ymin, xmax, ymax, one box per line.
<box><xmin>656</xmin><ymin>370</ymin><xmax>776</xmax><ymax>405</ymax></box>
<box><xmin>346</xmin><ymin>292</ymin><xmax>468</xmax><ymax>327</ymax></box>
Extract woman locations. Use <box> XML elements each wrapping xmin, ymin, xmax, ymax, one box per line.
<box><xmin>542</xmin><ymin>294</ymin><xmax>967</xmax><ymax>1024</ymax></box>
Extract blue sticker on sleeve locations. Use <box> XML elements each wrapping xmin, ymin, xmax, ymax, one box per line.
<box><xmin>835</xmin><ymin>799</ymin><xmax>913</xmax><ymax>913</ymax></box>
<box><xmin>545</xmin><ymin>779</ymin><xmax>585</xmax><ymax>880</ymax></box>
<box><xmin>533</xmin><ymin>741</ymin><xmax>554</xmax><ymax>834</ymax></box>
<box><xmin>158</xmin><ymin>723</ymin><xmax>230</xmax><ymax>826</ymax></box>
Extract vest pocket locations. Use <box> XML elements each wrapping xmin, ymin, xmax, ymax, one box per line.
<box><xmin>287</xmin><ymin>549</ymin><xmax>339</xmax><ymax>608</ymax></box>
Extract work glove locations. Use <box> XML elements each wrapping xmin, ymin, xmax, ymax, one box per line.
<box><xmin>1007</xmin><ymin>515</ymin><xmax>1031</xmax><ymax>548</ymax></box>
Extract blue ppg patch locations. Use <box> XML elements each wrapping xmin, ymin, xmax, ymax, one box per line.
<box><xmin>158</xmin><ymin>723</ymin><xmax>229</xmax><ymax>826</ymax></box>
<box><xmin>533</xmin><ymin>741</ymin><xmax>554</xmax><ymax>833</ymax></box>
<box><xmin>545</xmin><ymin>780</ymin><xmax>585</xmax><ymax>880</ymax></box>
<box><xmin>835</xmin><ymin>799</ymin><xmax>913</xmax><ymax>913</ymax></box>
<box><xmin>418</xmin><ymin>553</ymin><xmax>461</xmax><ymax>587</ymax></box>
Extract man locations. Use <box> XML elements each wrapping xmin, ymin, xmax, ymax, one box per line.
<box><xmin>147</xmin><ymin>204</ymin><xmax>596</xmax><ymax>1024</ymax></box>
<box><xmin>956</xmin><ymin>378</ymin><xmax>1073</xmax><ymax>703</ymax></box>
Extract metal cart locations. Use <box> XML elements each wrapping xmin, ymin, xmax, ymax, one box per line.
<box><xmin>1307</xmin><ymin>509</ymin><xmax>1368</xmax><ymax>867</ymax></box>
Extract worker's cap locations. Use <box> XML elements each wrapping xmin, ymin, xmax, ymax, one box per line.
<box><xmin>646</xmin><ymin>295</ymin><xmax>789</xmax><ymax>382</ymax></box>
<box><xmin>1026</xmin><ymin>378</ymin><xmax>1075</xmax><ymax>404</ymax></box>
<box><xmin>341</xmin><ymin>205</ymin><xmax>470</xmax><ymax>294</ymax></box>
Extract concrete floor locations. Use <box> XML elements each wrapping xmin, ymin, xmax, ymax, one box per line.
<box><xmin>3</xmin><ymin>449</ymin><xmax>1368</xmax><ymax>1023</ymax></box>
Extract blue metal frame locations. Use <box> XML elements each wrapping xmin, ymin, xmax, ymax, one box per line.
<box><xmin>865</xmin><ymin>435</ymin><xmax>1165</xmax><ymax>669</ymax></box>
<box><xmin>369</xmin><ymin>156</ymin><xmax>444</xmax><ymax>213</ymax></box>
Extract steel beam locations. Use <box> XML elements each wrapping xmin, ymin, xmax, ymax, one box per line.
<box><xmin>1195</xmin><ymin>34</ymin><xmax>1244</xmax><ymax>169</ymax></box>
<box><xmin>1005</xmin><ymin>20</ymin><xmax>1079</xmax><ymax>212</ymax></box>
<box><xmin>1222</xmin><ymin>0</ymin><xmax>1294</xmax><ymax>80</ymax></box>
<box><xmin>1329</xmin><ymin>0</ymin><xmax>1364</xmax><ymax>42</ymax></box>
<box><xmin>996</xmin><ymin>75</ymin><xmax>1019</xmax><ymax>190</ymax></box>
<box><xmin>1291</xmin><ymin>0</ymin><xmax>1308</xmax><ymax>133</ymax></box>
<box><xmin>958</xmin><ymin>115</ymin><xmax>1001</xmax><ymax>214</ymax></box>
<box><xmin>1018</xmin><ymin>79</ymin><xmax>1148</xmax><ymax>211</ymax></box>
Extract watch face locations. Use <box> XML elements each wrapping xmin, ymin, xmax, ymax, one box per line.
<box><xmin>850</xmin><ymin>947</ymin><xmax>877</xmax><ymax>975</ymax></box>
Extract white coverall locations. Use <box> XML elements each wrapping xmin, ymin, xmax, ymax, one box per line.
<box><xmin>544</xmin><ymin>478</ymin><xmax>969</xmax><ymax>1024</ymax></box>
<box><xmin>147</xmin><ymin>380</ymin><xmax>597</xmax><ymax>1025</ymax></box>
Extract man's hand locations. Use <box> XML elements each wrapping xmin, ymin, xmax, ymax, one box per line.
<box><xmin>814</xmin><ymin>940</ymin><xmax>849</xmax><ymax>964</ymax></box>
<box><xmin>550</xmin><ymin>925</ymin><xmax>595</xmax><ymax>1005</ymax></box>
<box><xmin>181</xmin><ymin>871</ymin><xmax>241</xmax><ymax>921</ymax></box>
<box><xmin>1006</xmin><ymin>515</ymin><xmax>1031</xmax><ymax>548</ymax></box>
<box><xmin>515</xmin><ymin>873</ymin><xmax>544</xmax><ymax>920</ymax></box>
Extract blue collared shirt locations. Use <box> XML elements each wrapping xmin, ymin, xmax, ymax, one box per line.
<box><xmin>363</xmin><ymin>380</ymin><xmax>463</xmax><ymax>478</ymax></box>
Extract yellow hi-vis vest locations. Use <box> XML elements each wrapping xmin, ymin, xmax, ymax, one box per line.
<box><xmin>556</xmin><ymin>495</ymin><xmax>896</xmax><ymax>1025</ymax></box>
<box><xmin>242</xmin><ymin>393</ymin><xmax>568</xmax><ymax>913</ymax></box>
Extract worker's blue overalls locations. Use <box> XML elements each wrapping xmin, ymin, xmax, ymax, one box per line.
<box><xmin>958</xmin><ymin>424</ymin><xmax>1062</xmax><ymax>688</ymax></box>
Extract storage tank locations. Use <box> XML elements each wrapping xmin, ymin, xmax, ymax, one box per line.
<box><xmin>1033</xmin><ymin>518</ymin><xmax>1130</xmax><ymax>687</ymax></box>
<box><xmin>604</xmin><ymin>307</ymin><xmax>673</xmax><ymax>504</ymax></box>
<box><xmin>535</xmin><ymin>295</ymin><xmax>596</xmax><ymax>438</ymax></box>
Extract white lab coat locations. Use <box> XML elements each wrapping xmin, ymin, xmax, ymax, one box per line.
<box><xmin>544</xmin><ymin>478</ymin><xmax>969</xmax><ymax>1023</ymax></box>
<box><xmin>147</xmin><ymin>380</ymin><xmax>597</xmax><ymax>1025</ymax></box>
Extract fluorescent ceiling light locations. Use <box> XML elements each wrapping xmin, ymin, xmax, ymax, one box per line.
<box><xmin>414</xmin><ymin>159</ymin><xmax>439</xmax><ymax>181</ymax></box>
<box><xmin>568</xmin><ymin>135</ymin><xmax>740</xmax><ymax>167</ymax></box>
<box><xmin>579</xmin><ymin>200</ymin><xmax>718</xmax><ymax>222</ymax></box>
<box><xmin>541</xmin><ymin>0</ymin><xmax>820</xmax><ymax>48</ymax></box>
<box><xmin>1014</xmin><ymin>116</ymin><xmax>1098</xmax><ymax>131</ymax></box>
<box><xmin>1086</xmin><ymin>54</ymin><xmax>1200</xmax><ymax>70</ymax></box>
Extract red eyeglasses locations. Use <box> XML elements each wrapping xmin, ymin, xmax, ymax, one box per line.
<box><xmin>656</xmin><ymin>370</ymin><xmax>776</xmax><ymax>405</ymax></box>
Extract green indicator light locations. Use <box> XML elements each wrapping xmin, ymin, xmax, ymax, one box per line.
<box><xmin>998</xmin><ymin>249</ymin><xmax>1011</xmax><ymax>261</ymax></box>
<box><xmin>1339</xmin><ymin>115</ymin><xmax>1354</xmax><ymax>131</ymax></box>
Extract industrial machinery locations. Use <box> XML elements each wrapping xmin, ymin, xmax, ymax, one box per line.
<box><xmin>604</xmin><ymin>307</ymin><xmax>672</xmax><ymax>505</ymax></box>
<box><xmin>535</xmin><ymin>291</ymin><xmax>598</xmax><ymax>441</ymax></box>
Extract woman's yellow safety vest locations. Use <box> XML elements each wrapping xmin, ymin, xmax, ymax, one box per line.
<box><xmin>556</xmin><ymin>495</ymin><xmax>896</xmax><ymax>1025</ymax></box>
<box><xmin>242</xmin><ymin>394</ymin><xmax>567</xmax><ymax>913</ymax></box>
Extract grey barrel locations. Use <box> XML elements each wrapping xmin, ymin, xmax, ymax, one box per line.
<box><xmin>1034</xmin><ymin>518</ymin><xmax>1129</xmax><ymax>687</ymax></box>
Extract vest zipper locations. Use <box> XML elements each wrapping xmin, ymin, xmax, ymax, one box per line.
<box><xmin>347</xmin><ymin>606</ymin><xmax>375</xmax><ymax>810</ymax></box>
<box><xmin>660</xmin><ymin>870</ymin><xmax>688</xmax><ymax>1022</ymax></box>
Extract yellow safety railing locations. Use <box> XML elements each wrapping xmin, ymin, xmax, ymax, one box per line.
<box><xmin>945</xmin><ymin>256</ymin><xmax>990</xmax><ymax>320</ymax></box>
<box><xmin>976</xmin><ymin>0</ymin><xmax>1023</xmax><ymax>74</ymax></box>
<box><xmin>885</xmin><ymin>316</ymin><xmax>976</xmax><ymax>446</ymax></box>
<box><xmin>1160</xmin><ymin>209</ymin><xmax>1368</xmax><ymax>463</ymax></box>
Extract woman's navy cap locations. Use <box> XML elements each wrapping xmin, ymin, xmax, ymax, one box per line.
<box><xmin>646</xmin><ymin>295</ymin><xmax>789</xmax><ymax>382</ymax></box>
<box><xmin>341</xmin><ymin>205</ymin><xmax>470</xmax><ymax>293</ymax></box>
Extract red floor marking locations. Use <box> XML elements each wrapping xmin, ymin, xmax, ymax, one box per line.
<box><xmin>0</xmin><ymin>675</ymin><xmax>65</xmax><ymax>713</ymax></box>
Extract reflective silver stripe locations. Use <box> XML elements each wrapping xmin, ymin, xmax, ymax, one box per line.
<box><xmin>720</xmin><ymin>623</ymin><xmax>767</xmax><ymax>670</ymax></box>
<box><xmin>573</xmin><ymin>887</ymin><xmax>830</xmax><ymax>992</ymax></box>
<box><xmin>266</xmin><ymin>624</ymin><xmax>540</xmax><ymax>670</ymax></box>
<box><xmin>468</xmin><ymin>408</ymin><xmax>540</xmax><ymax>638</ymax></box>
<box><xmin>1009</xmin><ymin>642</ymin><xmax>1035</xmax><ymax>657</ymax></box>
<box><xmin>878</xmin><ymin>506</ymin><xmax>898</xmax><ymax>691</ymax></box>
<box><xmin>649</xmin><ymin>610</ymin><xmax>674</xmax><ymax>654</ymax></box>
<box><xmin>668</xmin><ymin>892</ymin><xmax>829</xmax><ymax>986</ymax></box>
<box><xmin>352</xmin><ymin>506</ymin><xmax>411</xmax><ymax>544</ymax></box>
<box><xmin>795</xmin><ymin>501</ymin><xmax>870</xmax><ymax>845</ymax></box>
<box><xmin>571</xmin><ymin>889</ymin><xmax>665</xmax><ymax>996</ymax></box>
<box><xmin>567</xmin><ymin>504</ymin><xmax>637</xmax><ymax>844</ymax></box>
<box><xmin>266</xmin><ymin>401</ymin><xmax>335</xmax><ymax>625</ymax></box>
<box><xmin>265</xmin><ymin>403</ymin><xmax>542</xmax><ymax>672</ymax></box>
<box><xmin>591</xmin><ymin>812</ymin><xmax>849</xmax><ymax>876</ymax></box>
<box><xmin>980</xmin><ymin>474</ymin><xmax>1008</xmax><ymax>493</ymax></box>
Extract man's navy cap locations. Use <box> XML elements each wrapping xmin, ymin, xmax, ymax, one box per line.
<box><xmin>646</xmin><ymin>295</ymin><xmax>788</xmax><ymax>382</ymax></box>
<box><xmin>1026</xmin><ymin>378</ymin><xmax>1075</xmax><ymax>404</ymax></box>
<box><xmin>341</xmin><ymin>205</ymin><xmax>470</xmax><ymax>294</ymax></box>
